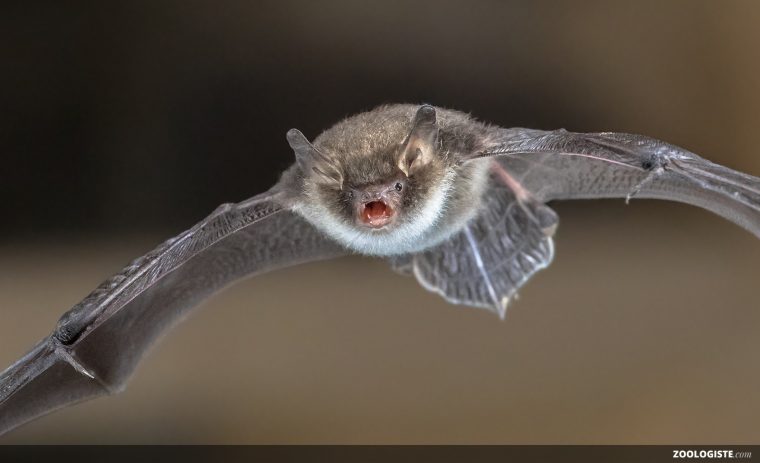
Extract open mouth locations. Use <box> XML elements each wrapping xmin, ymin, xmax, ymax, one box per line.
<box><xmin>360</xmin><ymin>200</ymin><xmax>393</xmax><ymax>228</ymax></box>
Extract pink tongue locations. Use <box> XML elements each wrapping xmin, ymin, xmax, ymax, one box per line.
<box><xmin>363</xmin><ymin>201</ymin><xmax>389</xmax><ymax>222</ymax></box>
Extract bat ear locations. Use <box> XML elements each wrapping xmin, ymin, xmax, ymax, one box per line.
<box><xmin>286</xmin><ymin>129</ymin><xmax>343</xmax><ymax>187</ymax></box>
<box><xmin>398</xmin><ymin>105</ymin><xmax>439</xmax><ymax>176</ymax></box>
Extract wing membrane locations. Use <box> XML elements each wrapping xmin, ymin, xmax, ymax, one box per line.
<box><xmin>0</xmin><ymin>191</ymin><xmax>344</xmax><ymax>435</ymax></box>
<box><xmin>397</xmin><ymin>164</ymin><xmax>558</xmax><ymax>317</ymax></box>
<box><xmin>474</xmin><ymin>129</ymin><xmax>760</xmax><ymax>238</ymax></box>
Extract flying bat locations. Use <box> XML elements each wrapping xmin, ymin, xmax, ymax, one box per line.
<box><xmin>1</xmin><ymin>104</ymin><xmax>759</xmax><ymax>436</ymax></box>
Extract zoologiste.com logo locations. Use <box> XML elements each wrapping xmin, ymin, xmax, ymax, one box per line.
<box><xmin>673</xmin><ymin>449</ymin><xmax>752</xmax><ymax>459</ymax></box>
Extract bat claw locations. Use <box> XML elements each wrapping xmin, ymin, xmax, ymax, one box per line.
<box><xmin>55</xmin><ymin>346</ymin><xmax>96</xmax><ymax>380</ymax></box>
<box><xmin>626</xmin><ymin>163</ymin><xmax>666</xmax><ymax>204</ymax></box>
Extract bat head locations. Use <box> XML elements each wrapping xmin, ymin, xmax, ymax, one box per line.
<box><xmin>289</xmin><ymin>105</ymin><xmax>457</xmax><ymax>255</ymax></box>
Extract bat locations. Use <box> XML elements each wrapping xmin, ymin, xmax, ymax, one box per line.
<box><xmin>1</xmin><ymin>104</ymin><xmax>759</xmax><ymax>437</ymax></box>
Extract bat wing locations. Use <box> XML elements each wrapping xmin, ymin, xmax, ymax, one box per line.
<box><xmin>390</xmin><ymin>168</ymin><xmax>558</xmax><ymax>318</ymax></box>
<box><xmin>474</xmin><ymin>128</ymin><xmax>760</xmax><ymax>238</ymax></box>
<box><xmin>392</xmin><ymin>128</ymin><xmax>760</xmax><ymax>316</ymax></box>
<box><xmin>0</xmin><ymin>189</ymin><xmax>345</xmax><ymax>436</ymax></box>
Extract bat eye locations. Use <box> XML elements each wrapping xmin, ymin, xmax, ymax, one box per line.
<box><xmin>347</xmin><ymin>191</ymin><xmax>354</xmax><ymax>199</ymax></box>
<box><xmin>394</xmin><ymin>182</ymin><xmax>403</xmax><ymax>192</ymax></box>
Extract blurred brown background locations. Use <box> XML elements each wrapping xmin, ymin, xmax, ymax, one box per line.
<box><xmin>1</xmin><ymin>0</ymin><xmax>759</xmax><ymax>443</ymax></box>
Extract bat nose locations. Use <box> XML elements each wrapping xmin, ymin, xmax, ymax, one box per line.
<box><xmin>360</xmin><ymin>183</ymin><xmax>395</xmax><ymax>203</ymax></box>
<box><xmin>359</xmin><ymin>186</ymin><xmax>390</xmax><ymax>203</ymax></box>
